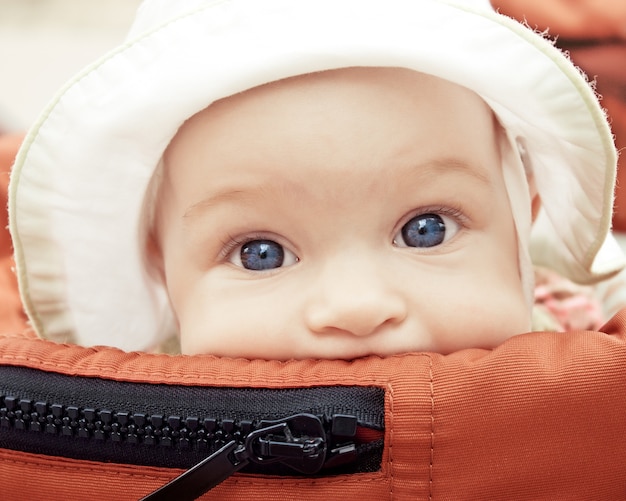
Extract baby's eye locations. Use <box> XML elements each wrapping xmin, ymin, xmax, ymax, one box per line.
<box><xmin>394</xmin><ymin>213</ymin><xmax>459</xmax><ymax>248</ymax></box>
<box><xmin>230</xmin><ymin>239</ymin><xmax>298</xmax><ymax>271</ymax></box>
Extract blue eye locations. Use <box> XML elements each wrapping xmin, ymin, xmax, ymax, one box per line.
<box><xmin>240</xmin><ymin>239</ymin><xmax>285</xmax><ymax>270</ymax></box>
<box><xmin>229</xmin><ymin>238</ymin><xmax>298</xmax><ymax>271</ymax></box>
<box><xmin>397</xmin><ymin>213</ymin><xmax>449</xmax><ymax>248</ymax></box>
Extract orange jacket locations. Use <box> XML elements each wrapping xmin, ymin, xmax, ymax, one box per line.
<box><xmin>1</xmin><ymin>135</ymin><xmax>626</xmax><ymax>500</ymax></box>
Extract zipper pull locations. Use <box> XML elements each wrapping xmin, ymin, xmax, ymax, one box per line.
<box><xmin>139</xmin><ymin>440</ymin><xmax>249</xmax><ymax>501</ymax></box>
<box><xmin>140</xmin><ymin>413</ymin><xmax>327</xmax><ymax>501</ymax></box>
<box><xmin>246</xmin><ymin>413</ymin><xmax>327</xmax><ymax>474</ymax></box>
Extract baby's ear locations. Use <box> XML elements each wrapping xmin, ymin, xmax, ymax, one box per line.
<box><xmin>144</xmin><ymin>230</ymin><xmax>166</xmax><ymax>284</ymax></box>
<box><xmin>526</xmin><ymin>169</ymin><xmax>541</xmax><ymax>222</ymax></box>
<box><xmin>531</xmin><ymin>192</ymin><xmax>542</xmax><ymax>222</ymax></box>
<box><xmin>141</xmin><ymin>159</ymin><xmax>167</xmax><ymax>284</ymax></box>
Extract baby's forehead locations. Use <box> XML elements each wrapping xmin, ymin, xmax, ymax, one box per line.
<box><xmin>161</xmin><ymin>66</ymin><xmax>506</xmax><ymax>204</ymax></box>
<box><xmin>170</xmin><ymin>66</ymin><xmax>500</xmax><ymax>163</ymax></box>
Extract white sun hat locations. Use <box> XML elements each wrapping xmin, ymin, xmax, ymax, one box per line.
<box><xmin>9</xmin><ymin>0</ymin><xmax>624</xmax><ymax>351</ymax></box>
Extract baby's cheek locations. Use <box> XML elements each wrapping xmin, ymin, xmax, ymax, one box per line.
<box><xmin>176</xmin><ymin>286</ymin><xmax>287</xmax><ymax>357</ymax></box>
<box><xmin>177</xmin><ymin>301</ymin><xmax>236</xmax><ymax>356</ymax></box>
<box><xmin>425</xmin><ymin>276</ymin><xmax>531</xmax><ymax>353</ymax></box>
<box><xmin>467</xmin><ymin>289</ymin><xmax>531</xmax><ymax>349</ymax></box>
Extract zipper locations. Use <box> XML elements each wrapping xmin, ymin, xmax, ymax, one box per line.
<box><xmin>0</xmin><ymin>366</ymin><xmax>385</xmax><ymax>495</ymax></box>
<box><xmin>0</xmin><ymin>397</ymin><xmax>361</xmax><ymax>468</ymax></box>
<box><xmin>0</xmin><ymin>396</ymin><xmax>361</xmax><ymax>499</ymax></box>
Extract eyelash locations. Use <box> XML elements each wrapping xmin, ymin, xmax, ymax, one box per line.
<box><xmin>218</xmin><ymin>232</ymin><xmax>267</xmax><ymax>261</ymax></box>
<box><xmin>397</xmin><ymin>205</ymin><xmax>468</xmax><ymax>230</ymax></box>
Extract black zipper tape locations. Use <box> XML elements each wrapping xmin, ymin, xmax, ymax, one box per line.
<box><xmin>0</xmin><ymin>365</ymin><xmax>384</xmax><ymax>473</ymax></box>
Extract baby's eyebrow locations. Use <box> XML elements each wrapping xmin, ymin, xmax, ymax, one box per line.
<box><xmin>183</xmin><ymin>187</ymin><xmax>277</xmax><ymax>220</ymax></box>
<box><xmin>420</xmin><ymin>157</ymin><xmax>492</xmax><ymax>186</ymax></box>
<box><xmin>184</xmin><ymin>190</ymin><xmax>244</xmax><ymax>218</ymax></box>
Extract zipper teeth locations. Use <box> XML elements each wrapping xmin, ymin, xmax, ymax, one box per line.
<box><xmin>0</xmin><ymin>394</ymin><xmax>258</xmax><ymax>450</ymax></box>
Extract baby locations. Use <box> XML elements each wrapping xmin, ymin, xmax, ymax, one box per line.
<box><xmin>8</xmin><ymin>0</ymin><xmax>625</xmax><ymax>357</ymax></box>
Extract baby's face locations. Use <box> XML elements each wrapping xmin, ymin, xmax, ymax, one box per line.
<box><xmin>155</xmin><ymin>67</ymin><xmax>531</xmax><ymax>359</ymax></box>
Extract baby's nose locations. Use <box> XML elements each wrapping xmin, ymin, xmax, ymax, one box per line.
<box><xmin>304</xmin><ymin>256</ymin><xmax>407</xmax><ymax>338</ymax></box>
